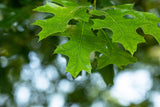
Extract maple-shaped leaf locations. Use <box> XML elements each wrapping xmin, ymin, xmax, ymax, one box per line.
<box><xmin>91</xmin><ymin>4</ymin><xmax>160</xmax><ymax>54</ymax></box>
<box><xmin>32</xmin><ymin>0</ymin><xmax>89</xmax><ymax>40</ymax></box>
<box><xmin>54</xmin><ymin>21</ymin><xmax>107</xmax><ymax>77</ymax></box>
<box><xmin>97</xmin><ymin>30</ymin><xmax>137</xmax><ymax>69</ymax></box>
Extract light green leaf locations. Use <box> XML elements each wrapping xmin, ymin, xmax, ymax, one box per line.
<box><xmin>91</xmin><ymin>4</ymin><xmax>160</xmax><ymax>54</ymax></box>
<box><xmin>32</xmin><ymin>0</ymin><xmax>89</xmax><ymax>40</ymax></box>
<box><xmin>32</xmin><ymin>2</ymin><xmax>160</xmax><ymax>77</ymax></box>
<box><xmin>97</xmin><ymin>30</ymin><xmax>137</xmax><ymax>69</ymax></box>
<box><xmin>54</xmin><ymin>21</ymin><xmax>107</xmax><ymax>77</ymax></box>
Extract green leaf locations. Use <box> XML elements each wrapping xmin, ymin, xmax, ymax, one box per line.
<box><xmin>32</xmin><ymin>0</ymin><xmax>89</xmax><ymax>40</ymax></box>
<box><xmin>54</xmin><ymin>21</ymin><xmax>107</xmax><ymax>77</ymax></box>
<box><xmin>91</xmin><ymin>4</ymin><xmax>160</xmax><ymax>54</ymax></box>
<box><xmin>97</xmin><ymin>30</ymin><xmax>137</xmax><ymax>69</ymax></box>
<box><xmin>32</xmin><ymin>1</ymin><xmax>160</xmax><ymax>77</ymax></box>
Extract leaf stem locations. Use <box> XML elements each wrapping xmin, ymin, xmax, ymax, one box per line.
<box><xmin>93</xmin><ymin>0</ymin><xmax>96</xmax><ymax>10</ymax></box>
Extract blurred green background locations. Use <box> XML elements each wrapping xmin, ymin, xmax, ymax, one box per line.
<box><xmin>1</xmin><ymin>0</ymin><xmax>160</xmax><ymax>107</ymax></box>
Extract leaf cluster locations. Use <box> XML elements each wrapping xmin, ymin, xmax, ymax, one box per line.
<box><xmin>33</xmin><ymin>0</ymin><xmax>160</xmax><ymax>77</ymax></box>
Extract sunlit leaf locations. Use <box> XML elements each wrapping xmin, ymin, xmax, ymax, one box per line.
<box><xmin>54</xmin><ymin>21</ymin><xmax>107</xmax><ymax>77</ymax></box>
<box><xmin>32</xmin><ymin>0</ymin><xmax>90</xmax><ymax>40</ymax></box>
<box><xmin>91</xmin><ymin>4</ymin><xmax>160</xmax><ymax>54</ymax></box>
<box><xmin>97</xmin><ymin>30</ymin><xmax>137</xmax><ymax>69</ymax></box>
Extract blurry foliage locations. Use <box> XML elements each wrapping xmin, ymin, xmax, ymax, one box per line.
<box><xmin>0</xmin><ymin>0</ymin><xmax>160</xmax><ymax>107</ymax></box>
<box><xmin>0</xmin><ymin>0</ymin><xmax>59</xmax><ymax>101</ymax></box>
